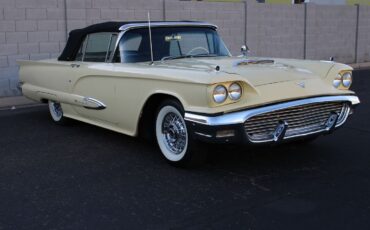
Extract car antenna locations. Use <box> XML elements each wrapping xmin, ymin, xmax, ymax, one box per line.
<box><xmin>148</xmin><ymin>11</ymin><xmax>154</xmax><ymax>65</ymax></box>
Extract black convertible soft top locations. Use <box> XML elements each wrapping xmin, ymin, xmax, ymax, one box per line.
<box><xmin>58</xmin><ymin>21</ymin><xmax>129</xmax><ymax>61</ymax></box>
<box><xmin>58</xmin><ymin>21</ymin><xmax>209</xmax><ymax>61</ymax></box>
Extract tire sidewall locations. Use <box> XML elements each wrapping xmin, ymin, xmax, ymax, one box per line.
<box><xmin>155</xmin><ymin>100</ymin><xmax>189</xmax><ymax>162</ymax></box>
<box><xmin>48</xmin><ymin>100</ymin><xmax>65</xmax><ymax>123</ymax></box>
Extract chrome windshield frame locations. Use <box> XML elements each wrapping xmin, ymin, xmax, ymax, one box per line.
<box><xmin>109</xmin><ymin>22</ymin><xmax>231</xmax><ymax>63</ymax></box>
<box><xmin>118</xmin><ymin>22</ymin><xmax>218</xmax><ymax>32</ymax></box>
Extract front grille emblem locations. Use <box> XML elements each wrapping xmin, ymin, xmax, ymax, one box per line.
<box><xmin>296</xmin><ymin>81</ymin><xmax>305</xmax><ymax>88</ymax></box>
<box><xmin>325</xmin><ymin>112</ymin><xmax>338</xmax><ymax>132</ymax></box>
<box><xmin>273</xmin><ymin>121</ymin><xmax>288</xmax><ymax>142</ymax></box>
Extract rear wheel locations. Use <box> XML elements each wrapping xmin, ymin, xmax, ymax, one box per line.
<box><xmin>48</xmin><ymin>100</ymin><xmax>68</xmax><ymax>125</ymax></box>
<box><xmin>155</xmin><ymin>100</ymin><xmax>207</xmax><ymax>167</ymax></box>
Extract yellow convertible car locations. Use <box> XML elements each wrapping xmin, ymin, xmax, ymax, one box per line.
<box><xmin>19</xmin><ymin>21</ymin><xmax>360</xmax><ymax>167</ymax></box>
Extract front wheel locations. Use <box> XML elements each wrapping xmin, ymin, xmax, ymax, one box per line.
<box><xmin>155</xmin><ymin>100</ymin><xmax>207</xmax><ymax>167</ymax></box>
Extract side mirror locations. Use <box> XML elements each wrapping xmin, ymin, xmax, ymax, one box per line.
<box><xmin>241</xmin><ymin>45</ymin><xmax>249</xmax><ymax>57</ymax></box>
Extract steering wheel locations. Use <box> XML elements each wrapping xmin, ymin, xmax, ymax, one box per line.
<box><xmin>186</xmin><ymin>47</ymin><xmax>209</xmax><ymax>56</ymax></box>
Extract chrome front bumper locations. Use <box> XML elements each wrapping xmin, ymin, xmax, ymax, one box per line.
<box><xmin>184</xmin><ymin>95</ymin><xmax>360</xmax><ymax>144</ymax></box>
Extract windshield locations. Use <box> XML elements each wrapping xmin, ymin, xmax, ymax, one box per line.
<box><xmin>117</xmin><ymin>27</ymin><xmax>230</xmax><ymax>63</ymax></box>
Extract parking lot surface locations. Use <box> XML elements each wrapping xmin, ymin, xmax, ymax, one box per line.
<box><xmin>0</xmin><ymin>69</ymin><xmax>369</xmax><ymax>230</ymax></box>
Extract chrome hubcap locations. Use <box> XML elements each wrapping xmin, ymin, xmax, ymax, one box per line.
<box><xmin>162</xmin><ymin>112</ymin><xmax>187</xmax><ymax>154</ymax></box>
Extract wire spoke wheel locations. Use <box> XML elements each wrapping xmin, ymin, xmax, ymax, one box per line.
<box><xmin>156</xmin><ymin>104</ymin><xmax>188</xmax><ymax>162</ymax></box>
<box><xmin>162</xmin><ymin>112</ymin><xmax>187</xmax><ymax>154</ymax></box>
<box><xmin>155</xmin><ymin>100</ymin><xmax>208</xmax><ymax>167</ymax></box>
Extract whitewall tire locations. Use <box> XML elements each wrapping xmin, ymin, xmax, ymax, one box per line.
<box><xmin>48</xmin><ymin>100</ymin><xmax>68</xmax><ymax>124</ymax></box>
<box><xmin>155</xmin><ymin>100</ymin><xmax>207</xmax><ymax>167</ymax></box>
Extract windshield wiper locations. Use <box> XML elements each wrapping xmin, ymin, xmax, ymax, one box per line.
<box><xmin>161</xmin><ymin>55</ymin><xmax>192</xmax><ymax>61</ymax></box>
<box><xmin>191</xmin><ymin>53</ymin><xmax>218</xmax><ymax>58</ymax></box>
<box><xmin>161</xmin><ymin>53</ymin><xmax>218</xmax><ymax>61</ymax></box>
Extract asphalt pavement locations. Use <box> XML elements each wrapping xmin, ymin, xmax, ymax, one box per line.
<box><xmin>0</xmin><ymin>69</ymin><xmax>369</xmax><ymax>230</ymax></box>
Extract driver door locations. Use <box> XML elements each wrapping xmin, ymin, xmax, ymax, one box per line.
<box><xmin>69</xmin><ymin>32</ymin><xmax>120</xmax><ymax>124</ymax></box>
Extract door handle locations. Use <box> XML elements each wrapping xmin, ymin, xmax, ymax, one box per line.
<box><xmin>70</xmin><ymin>64</ymin><xmax>80</xmax><ymax>68</ymax></box>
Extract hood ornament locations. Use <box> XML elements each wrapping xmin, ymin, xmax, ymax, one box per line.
<box><xmin>234</xmin><ymin>45</ymin><xmax>274</xmax><ymax>67</ymax></box>
<box><xmin>296</xmin><ymin>81</ymin><xmax>305</xmax><ymax>88</ymax></box>
<box><xmin>241</xmin><ymin>45</ymin><xmax>249</xmax><ymax>58</ymax></box>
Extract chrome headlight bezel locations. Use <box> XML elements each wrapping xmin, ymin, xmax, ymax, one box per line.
<box><xmin>342</xmin><ymin>72</ymin><xmax>352</xmax><ymax>88</ymax></box>
<box><xmin>213</xmin><ymin>85</ymin><xmax>228</xmax><ymax>104</ymax></box>
<box><xmin>333</xmin><ymin>74</ymin><xmax>342</xmax><ymax>88</ymax></box>
<box><xmin>228</xmin><ymin>82</ymin><xmax>242</xmax><ymax>101</ymax></box>
<box><xmin>333</xmin><ymin>71</ymin><xmax>352</xmax><ymax>90</ymax></box>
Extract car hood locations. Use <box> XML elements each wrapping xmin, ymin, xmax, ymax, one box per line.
<box><xmin>155</xmin><ymin>56</ymin><xmax>335</xmax><ymax>86</ymax></box>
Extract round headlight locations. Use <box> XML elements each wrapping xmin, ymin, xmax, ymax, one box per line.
<box><xmin>213</xmin><ymin>85</ymin><xmax>227</xmax><ymax>103</ymax></box>
<box><xmin>228</xmin><ymin>82</ymin><xmax>242</xmax><ymax>100</ymax></box>
<box><xmin>333</xmin><ymin>74</ymin><xmax>342</xmax><ymax>88</ymax></box>
<box><xmin>342</xmin><ymin>72</ymin><xmax>352</xmax><ymax>88</ymax></box>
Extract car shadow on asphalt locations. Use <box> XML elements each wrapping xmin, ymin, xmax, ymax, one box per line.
<box><xmin>1</xmin><ymin>105</ymin><xmax>332</xmax><ymax>175</ymax></box>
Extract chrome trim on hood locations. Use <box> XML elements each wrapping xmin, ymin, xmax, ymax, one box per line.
<box><xmin>233</xmin><ymin>59</ymin><xmax>274</xmax><ymax>67</ymax></box>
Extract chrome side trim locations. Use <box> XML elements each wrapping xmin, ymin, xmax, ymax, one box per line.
<box><xmin>194</xmin><ymin>132</ymin><xmax>213</xmax><ymax>138</ymax></box>
<box><xmin>81</xmin><ymin>34</ymin><xmax>89</xmax><ymax>62</ymax></box>
<box><xmin>184</xmin><ymin>95</ymin><xmax>360</xmax><ymax>126</ymax></box>
<box><xmin>105</xmin><ymin>33</ymin><xmax>114</xmax><ymax>62</ymax></box>
<box><xmin>119</xmin><ymin>22</ymin><xmax>218</xmax><ymax>31</ymax></box>
<box><xmin>83</xmin><ymin>97</ymin><xmax>106</xmax><ymax>110</ymax></box>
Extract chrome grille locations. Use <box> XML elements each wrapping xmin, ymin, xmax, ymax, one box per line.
<box><xmin>244</xmin><ymin>101</ymin><xmax>349</xmax><ymax>142</ymax></box>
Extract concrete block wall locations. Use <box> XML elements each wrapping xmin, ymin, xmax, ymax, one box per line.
<box><xmin>306</xmin><ymin>4</ymin><xmax>357</xmax><ymax>63</ymax></box>
<box><xmin>66</xmin><ymin>0</ymin><xmax>165</xmax><ymax>32</ymax></box>
<box><xmin>66</xmin><ymin>0</ymin><xmax>244</xmax><ymax>54</ymax></box>
<box><xmin>165</xmin><ymin>0</ymin><xmax>245</xmax><ymax>55</ymax></box>
<box><xmin>357</xmin><ymin>5</ymin><xmax>370</xmax><ymax>62</ymax></box>
<box><xmin>1</xmin><ymin>0</ymin><xmax>370</xmax><ymax>97</ymax></box>
<box><xmin>0</xmin><ymin>0</ymin><xmax>66</xmax><ymax>97</ymax></box>
<box><xmin>246</xmin><ymin>3</ymin><xmax>305</xmax><ymax>59</ymax></box>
